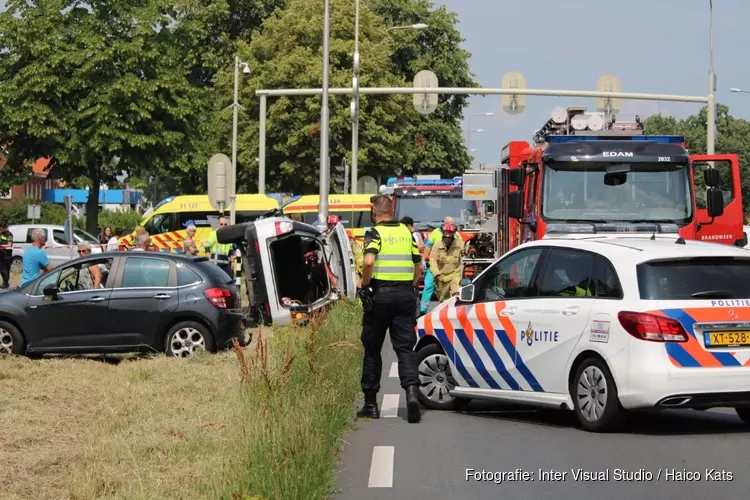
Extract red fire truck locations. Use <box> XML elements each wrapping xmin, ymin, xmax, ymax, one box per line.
<box><xmin>496</xmin><ymin>106</ymin><xmax>744</xmax><ymax>255</ymax></box>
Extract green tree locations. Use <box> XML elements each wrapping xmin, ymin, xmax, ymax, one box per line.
<box><xmin>219</xmin><ymin>0</ymin><xmax>417</xmax><ymax>194</ymax></box>
<box><xmin>0</xmin><ymin>0</ymin><xmax>226</xmax><ymax>233</ymax></box>
<box><xmin>370</xmin><ymin>0</ymin><xmax>477</xmax><ymax>175</ymax></box>
<box><xmin>644</xmin><ymin>105</ymin><xmax>750</xmax><ymax>213</ymax></box>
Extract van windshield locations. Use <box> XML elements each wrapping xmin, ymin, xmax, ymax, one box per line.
<box><xmin>637</xmin><ymin>258</ymin><xmax>750</xmax><ymax>300</ymax></box>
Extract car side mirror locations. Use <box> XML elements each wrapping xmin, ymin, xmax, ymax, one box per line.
<box><xmin>508</xmin><ymin>190</ymin><xmax>524</xmax><ymax>219</ymax></box>
<box><xmin>703</xmin><ymin>167</ymin><xmax>720</xmax><ymax>188</ymax></box>
<box><xmin>706</xmin><ymin>188</ymin><xmax>724</xmax><ymax>218</ymax></box>
<box><xmin>459</xmin><ymin>278</ymin><xmax>472</xmax><ymax>287</ymax></box>
<box><xmin>457</xmin><ymin>284</ymin><xmax>475</xmax><ymax>303</ymax></box>
<box><xmin>43</xmin><ymin>284</ymin><xmax>59</xmax><ymax>297</ymax></box>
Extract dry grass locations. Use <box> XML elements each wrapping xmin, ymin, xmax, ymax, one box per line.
<box><xmin>0</xmin><ymin>301</ymin><xmax>363</xmax><ymax>500</ymax></box>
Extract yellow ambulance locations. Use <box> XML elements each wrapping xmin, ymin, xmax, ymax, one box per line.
<box><xmin>122</xmin><ymin>194</ymin><xmax>284</xmax><ymax>252</ymax></box>
<box><xmin>280</xmin><ymin>194</ymin><xmax>373</xmax><ymax>240</ymax></box>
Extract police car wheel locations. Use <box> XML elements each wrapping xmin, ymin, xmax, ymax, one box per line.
<box><xmin>570</xmin><ymin>357</ymin><xmax>626</xmax><ymax>432</ymax></box>
<box><xmin>164</xmin><ymin>321</ymin><xmax>215</xmax><ymax>357</ymax></box>
<box><xmin>417</xmin><ymin>343</ymin><xmax>468</xmax><ymax>410</ymax></box>
<box><xmin>0</xmin><ymin>321</ymin><xmax>24</xmax><ymax>356</ymax></box>
<box><xmin>735</xmin><ymin>407</ymin><xmax>750</xmax><ymax>426</ymax></box>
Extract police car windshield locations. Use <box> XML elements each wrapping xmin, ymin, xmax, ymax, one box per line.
<box><xmin>541</xmin><ymin>162</ymin><xmax>693</xmax><ymax>224</ymax></box>
<box><xmin>396</xmin><ymin>197</ymin><xmax>477</xmax><ymax>227</ymax></box>
<box><xmin>637</xmin><ymin>258</ymin><xmax>750</xmax><ymax>300</ymax></box>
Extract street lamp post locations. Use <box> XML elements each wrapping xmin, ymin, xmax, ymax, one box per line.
<box><xmin>466</xmin><ymin>111</ymin><xmax>494</xmax><ymax>145</ymax></box>
<box><xmin>730</xmin><ymin>88</ymin><xmax>750</xmax><ymax>94</ymax></box>
<box><xmin>231</xmin><ymin>56</ymin><xmax>251</xmax><ymax>225</ymax></box>
<box><xmin>468</xmin><ymin>129</ymin><xmax>484</xmax><ymax>153</ymax></box>
<box><xmin>350</xmin><ymin>17</ymin><xmax>427</xmax><ymax>194</ymax></box>
<box><xmin>707</xmin><ymin>0</ymin><xmax>716</xmax><ymax>155</ymax></box>
<box><xmin>318</xmin><ymin>0</ymin><xmax>332</xmax><ymax>225</ymax></box>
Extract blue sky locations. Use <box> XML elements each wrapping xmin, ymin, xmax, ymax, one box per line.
<box><xmin>439</xmin><ymin>0</ymin><xmax>750</xmax><ymax>166</ymax></box>
<box><xmin>2</xmin><ymin>0</ymin><xmax>749</xmax><ymax>169</ymax></box>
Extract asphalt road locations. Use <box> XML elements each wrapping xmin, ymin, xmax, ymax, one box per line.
<box><xmin>335</xmin><ymin>338</ymin><xmax>750</xmax><ymax>500</ymax></box>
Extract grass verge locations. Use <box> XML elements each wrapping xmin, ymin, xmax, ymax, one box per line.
<box><xmin>0</xmin><ymin>301</ymin><xmax>362</xmax><ymax>500</ymax></box>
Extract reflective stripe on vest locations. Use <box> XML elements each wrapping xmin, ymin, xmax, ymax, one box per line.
<box><xmin>372</xmin><ymin>224</ymin><xmax>415</xmax><ymax>281</ymax></box>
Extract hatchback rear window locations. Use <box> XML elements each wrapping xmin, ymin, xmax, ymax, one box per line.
<box><xmin>194</xmin><ymin>260</ymin><xmax>235</xmax><ymax>286</ymax></box>
<box><xmin>637</xmin><ymin>257</ymin><xmax>750</xmax><ymax>300</ymax></box>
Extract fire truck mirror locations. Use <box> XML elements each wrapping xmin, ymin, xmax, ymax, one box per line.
<box><xmin>604</xmin><ymin>172</ymin><xmax>627</xmax><ymax>186</ymax></box>
<box><xmin>703</xmin><ymin>167</ymin><xmax>721</xmax><ymax>188</ymax></box>
<box><xmin>508</xmin><ymin>168</ymin><xmax>526</xmax><ymax>187</ymax></box>
<box><xmin>706</xmin><ymin>188</ymin><xmax>725</xmax><ymax>218</ymax></box>
<box><xmin>508</xmin><ymin>190</ymin><xmax>524</xmax><ymax>219</ymax></box>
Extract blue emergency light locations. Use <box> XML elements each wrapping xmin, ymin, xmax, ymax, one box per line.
<box><xmin>386</xmin><ymin>177</ymin><xmax>462</xmax><ymax>187</ymax></box>
<box><xmin>153</xmin><ymin>196</ymin><xmax>175</xmax><ymax>211</ymax></box>
<box><xmin>546</xmin><ymin>135</ymin><xmax>685</xmax><ymax>144</ymax></box>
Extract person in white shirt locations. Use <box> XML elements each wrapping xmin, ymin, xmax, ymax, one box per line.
<box><xmin>107</xmin><ymin>228</ymin><xmax>122</xmax><ymax>252</ymax></box>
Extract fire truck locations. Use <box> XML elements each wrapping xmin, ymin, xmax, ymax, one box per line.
<box><xmin>495</xmin><ymin>106</ymin><xmax>744</xmax><ymax>255</ymax></box>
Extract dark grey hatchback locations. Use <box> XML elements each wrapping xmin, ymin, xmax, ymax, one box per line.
<box><xmin>0</xmin><ymin>252</ymin><xmax>246</xmax><ymax>357</ymax></box>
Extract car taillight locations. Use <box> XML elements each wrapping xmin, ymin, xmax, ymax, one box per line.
<box><xmin>275</xmin><ymin>220</ymin><xmax>294</xmax><ymax>235</ymax></box>
<box><xmin>204</xmin><ymin>288</ymin><xmax>231</xmax><ymax>308</ymax></box>
<box><xmin>617</xmin><ymin>311</ymin><xmax>689</xmax><ymax>343</ymax></box>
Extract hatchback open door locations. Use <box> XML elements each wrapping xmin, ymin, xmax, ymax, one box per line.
<box><xmin>691</xmin><ymin>154</ymin><xmax>745</xmax><ymax>247</ymax></box>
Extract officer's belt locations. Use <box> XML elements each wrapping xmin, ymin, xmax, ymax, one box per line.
<box><xmin>373</xmin><ymin>283</ymin><xmax>413</xmax><ymax>293</ymax></box>
<box><xmin>212</xmin><ymin>253</ymin><xmax>230</xmax><ymax>265</ymax></box>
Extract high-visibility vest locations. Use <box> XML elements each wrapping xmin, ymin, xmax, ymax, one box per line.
<box><xmin>205</xmin><ymin>230</ymin><xmax>233</xmax><ymax>265</ymax></box>
<box><xmin>369</xmin><ymin>223</ymin><xmax>416</xmax><ymax>282</ymax></box>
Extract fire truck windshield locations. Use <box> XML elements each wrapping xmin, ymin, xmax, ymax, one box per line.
<box><xmin>541</xmin><ymin>162</ymin><xmax>693</xmax><ymax>224</ymax></box>
<box><xmin>396</xmin><ymin>196</ymin><xmax>477</xmax><ymax>228</ymax></box>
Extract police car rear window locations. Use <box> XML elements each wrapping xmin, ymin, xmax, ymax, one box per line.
<box><xmin>636</xmin><ymin>257</ymin><xmax>750</xmax><ymax>300</ymax></box>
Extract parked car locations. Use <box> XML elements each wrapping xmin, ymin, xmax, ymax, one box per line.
<box><xmin>217</xmin><ymin>216</ymin><xmax>356</xmax><ymax>327</ymax></box>
<box><xmin>0</xmin><ymin>251</ymin><xmax>246</xmax><ymax>357</ymax></box>
<box><xmin>8</xmin><ymin>224</ymin><xmax>104</xmax><ymax>274</ymax></box>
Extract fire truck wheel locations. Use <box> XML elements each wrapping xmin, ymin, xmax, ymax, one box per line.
<box><xmin>416</xmin><ymin>343</ymin><xmax>470</xmax><ymax>411</ymax></box>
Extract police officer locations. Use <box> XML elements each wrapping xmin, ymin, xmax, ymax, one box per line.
<box><xmin>357</xmin><ymin>195</ymin><xmax>423</xmax><ymax>423</ymax></box>
<box><xmin>203</xmin><ymin>216</ymin><xmax>235</xmax><ymax>278</ymax></box>
<box><xmin>0</xmin><ymin>223</ymin><xmax>13</xmax><ymax>289</ymax></box>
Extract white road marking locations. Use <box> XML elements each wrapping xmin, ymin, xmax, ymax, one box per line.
<box><xmin>368</xmin><ymin>446</ymin><xmax>395</xmax><ymax>488</ymax></box>
<box><xmin>388</xmin><ymin>361</ymin><xmax>398</xmax><ymax>378</ymax></box>
<box><xmin>380</xmin><ymin>394</ymin><xmax>400</xmax><ymax>418</ymax></box>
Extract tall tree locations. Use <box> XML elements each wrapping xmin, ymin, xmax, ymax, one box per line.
<box><xmin>644</xmin><ymin>105</ymin><xmax>750</xmax><ymax>212</ymax></box>
<box><xmin>0</xmin><ymin>0</ymin><xmax>227</xmax><ymax>232</ymax></box>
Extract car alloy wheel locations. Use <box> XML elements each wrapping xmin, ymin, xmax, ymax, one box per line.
<box><xmin>0</xmin><ymin>327</ymin><xmax>13</xmax><ymax>355</ymax></box>
<box><xmin>576</xmin><ymin>365</ymin><xmax>608</xmax><ymax>422</ymax></box>
<box><xmin>419</xmin><ymin>352</ymin><xmax>457</xmax><ymax>406</ymax></box>
<box><xmin>168</xmin><ymin>327</ymin><xmax>206</xmax><ymax>357</ymax></box>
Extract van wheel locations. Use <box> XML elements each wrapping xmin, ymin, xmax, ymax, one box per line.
<box><xmin>570</xmin><ymin>357</ymin><xmax>626</xmax><ymax>432</ymax></box>
<box><xmin>0</xmin><ymin>321</ymin><xmax>24</xmax><ymax>356</ymax></box>
<box><xmin>10</xmin><ymin>256</ymin><xmax>22</xmax><ymax>276</ymax></box>
<box><xmin>217</xmin><ymin>223</ymin><xmax>250</xmax><ymax>244</ymax></box>
<box><xmin>416</xmin><ymin>343</ymin><xmax>469</xmax><ymax>410</ymax></box>
<box><xmin>164</xmin><ymin>321</ymin><xmax>215</xmax><ymax>357</ymax></box>
<box><xmin>735</xmin><ymin>407</ymin><xmax>750</xmax><ymax>426</ymax></box>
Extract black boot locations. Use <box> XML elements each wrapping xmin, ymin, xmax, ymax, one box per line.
<box><xmin>406</xmin><ymin>385</ymin><xmax>421</xmax><ymax>423</ymax></box>
<box><xmin>357</xmin><ymin>393</ymin><xmax>379</xmax><ymax>419</ymax></box>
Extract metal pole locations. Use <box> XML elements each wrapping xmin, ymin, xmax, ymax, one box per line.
<box><xmin>230</xmin><ymin>56</ymin><xmax>239</xmax><ymax>224</ymax></box>
<box><xmin>318</xmin><ymin>0</ymin><xmax>331</xmax><ymax>225</ymax></box>
<box><xmin>256</xmin><ymin>87</ymin><xmax>710</xmax><ymax>102</ymax></box>
<box><xmin>258</xmin><ymin>94</ymin><xmax>267</xmax><ymax>194</ymax></box>
<box><xmin>343</xmin><ymin>158</ymin><xmax>349</xmax><ymax>195</ymax></box>
<box><xmin>706</xmin><ymin>0</ymin><xmax>716</xmax><ymax>155</ymax></box>
<box><xmin>351</xmin><ymin>0</ymin><xmax>360</xmax><ymax>194</ymax></box>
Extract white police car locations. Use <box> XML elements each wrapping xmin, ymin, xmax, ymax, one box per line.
<box><xmin>414</xmin><ymin>236</ymin><xmax>750</xmax><ymax>432</ymax></box>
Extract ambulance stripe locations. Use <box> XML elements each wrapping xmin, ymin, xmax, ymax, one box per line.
<box><xmin>455</xmin><ymin>329</ymin><xmax>501</xmax><ymax>390</ymax></box>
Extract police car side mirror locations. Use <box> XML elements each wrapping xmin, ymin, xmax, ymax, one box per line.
<box><xmin>457</xmin><ymin>284</ymin><xmax>475</xmax><ymax>303</ymax></box>
<box><xmin>706</xmin><ymin>188</ymin><xmax>724</xmax><ymax>218</ymax></box>
<box><xmin>508</xmin><ymin>190</ymin><xmax>524</xmax><ymax>219</ymax></box>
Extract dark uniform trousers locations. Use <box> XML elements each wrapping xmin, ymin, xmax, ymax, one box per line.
<box><xmin>361</xmin><ymin>284</ymin><xmax>420</xmax><ymax>393</ymax></box>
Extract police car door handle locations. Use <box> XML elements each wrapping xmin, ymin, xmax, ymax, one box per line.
<box><xmin>500</xmin><ymin>307</ymin><xmax>517</xmax><ymax>316</ymax></box>
<box><xmin>562</xmin><ymin>305</ymin><xmax>579</xmax><ymax>316</ymax></box>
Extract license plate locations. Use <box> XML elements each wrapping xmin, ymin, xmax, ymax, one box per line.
<box><xmin>704</xmin><ymin>331</ymin><xmax>750</xmax><ymax>347</ymax></box>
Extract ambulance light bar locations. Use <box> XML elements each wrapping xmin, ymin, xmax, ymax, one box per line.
<box><xmin>546</xmin><ymin>135</ymin><xmax>685</xmax><ymax>144</ymax></box>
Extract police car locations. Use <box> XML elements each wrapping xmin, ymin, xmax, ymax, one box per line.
<box><xmin>414</xmin><ymin>235</ymin><xmax>750</xmax><ymax>432</ymax></box>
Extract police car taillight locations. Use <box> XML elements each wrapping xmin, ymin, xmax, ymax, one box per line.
<box><xmin>275</xmin><ymin>221</ymin><xmax>294</xmax><ymax>235</ymax></box>
<box><xmin>204</xmin><ymin>288</ymin><xmax>231</xmax><ymax>308</ymax></box>
<box><xmin>617</xmin><ymin>311</ymin><xmax>689</xmax><ymax>342</ymax></box>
